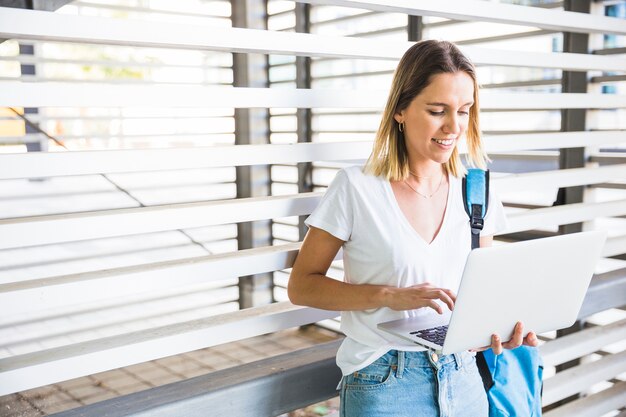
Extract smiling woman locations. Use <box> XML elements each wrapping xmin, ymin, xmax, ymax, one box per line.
<box><xmin>288</xmin><ymin>40</ymin><xmax>537</xmax><ymax>417</ymax></box>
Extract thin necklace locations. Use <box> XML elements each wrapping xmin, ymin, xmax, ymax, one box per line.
<box><xmin>403</xmin><ymin>173</ymin><xmax>445</xmax><ymax>199</ymax></box>
<box><xmin>408</xmin><ymin>170</ymin><xmax>434</xmax><ymax>179</ymax></box>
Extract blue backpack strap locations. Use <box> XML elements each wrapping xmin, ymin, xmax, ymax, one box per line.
<box><xmin>463</xmin><ymin>169</ymin><xmax>544</xmax><ymax>416</ymax></box>
<box><xmin>462</xmin><ymin>169</ymin><xmax>489</xmax><ymax>250</ymax></box>
<box><xmin>463</xmin><ymin>168</ymin><xmax>495</xmax><ymax>392</ymax></box>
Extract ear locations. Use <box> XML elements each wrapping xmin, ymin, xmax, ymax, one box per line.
<box><xmin>393</xmin><ymin>111</ymin><xmax>404</xmax><ymax>124</ymax></box>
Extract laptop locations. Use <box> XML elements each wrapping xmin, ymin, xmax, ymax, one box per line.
<box><xmin>377</xmin><ymin>231</ymin><xmax>607</xmax><ymax>355</ymax></box>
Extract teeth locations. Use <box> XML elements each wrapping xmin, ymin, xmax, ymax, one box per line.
<box><xmin>433</xmin><ymin>138</ymin><xmax>454</xmax><ymax>146</ymax></box>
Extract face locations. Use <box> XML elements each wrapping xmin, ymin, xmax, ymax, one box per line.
<box><xmin>394</xmin><ymin>71</ymin><xmax>474</xmax><ymax>166</ymax></box>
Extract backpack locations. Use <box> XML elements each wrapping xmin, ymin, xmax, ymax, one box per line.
<box><xmin>463</xmin><ymin>168</ymin><xmax>544</xmax><ymax>417</ymax></box>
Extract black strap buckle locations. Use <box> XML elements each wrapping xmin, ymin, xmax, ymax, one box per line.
<box><xmin>470</xmin><ymin>204</ymin><xmax>484</xmax><ymax>234</ymax></box>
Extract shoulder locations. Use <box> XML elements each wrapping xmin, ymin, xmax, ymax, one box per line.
<box><xmin>328</xmin><ymin>166</ymin><xmax>363</xmax><ymax>190</ymax></box>
<box><xmin>341</xmin><ymin>165</ymin><xmax>364</xmax><ymax>179</ymax></box>
<box><xmin>327</xmin><ymin>166</ymin><xmax>385</xmax><ymax>202</ymax></box>
<box><xmin>341</xmin><ymin>165</ymin><xmax>383</xmax><ymax>186</ymax></box>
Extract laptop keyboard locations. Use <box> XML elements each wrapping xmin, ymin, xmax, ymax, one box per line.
<box><xmin>410</xmin><ymin>325</ymin><xmax>448</xmax><ymax>346</ymax></box>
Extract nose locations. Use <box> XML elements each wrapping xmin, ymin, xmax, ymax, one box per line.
<box><xmin>442</xmin><ymin>113</ymin><xmax>461</xmax><ymax>136</ymax></box>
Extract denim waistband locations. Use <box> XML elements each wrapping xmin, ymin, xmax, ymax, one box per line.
<box><xmin>375</xmin><ymin>349</ymin><xmax>466</xmax><ymax>371</ymax></box>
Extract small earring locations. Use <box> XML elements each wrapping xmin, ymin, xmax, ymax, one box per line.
<box><xmin>398</xmin><ymin>122</ymin><xmax>404</xmax><ymax>132</ymax></box>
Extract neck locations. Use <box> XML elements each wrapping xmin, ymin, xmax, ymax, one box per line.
<box><xmin>407</xmin><ymin>161</ymin><xmax>445</xmax><ymax>182</ymax></box>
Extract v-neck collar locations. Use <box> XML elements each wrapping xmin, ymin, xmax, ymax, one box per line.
<box><xmin>383</xmin><ymin>171</ymin><xmax>453</xmax><ymax>247</ymax></box>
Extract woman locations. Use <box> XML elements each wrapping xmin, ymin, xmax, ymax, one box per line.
<box><xmin>288</xmin><ymin>40</ymin><xmax>538</xmax><ymax>417</ymax></box>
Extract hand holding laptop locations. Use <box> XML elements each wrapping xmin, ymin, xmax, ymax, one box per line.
<box><xmin>471</xmin><ymin>321</ymin><xmax>539</xmax><ymax>355</ymax></box>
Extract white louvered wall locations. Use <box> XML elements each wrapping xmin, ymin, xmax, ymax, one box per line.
<box><xmin>0</xmin><ymin>1</ymin><xmax>624</xmax><ymax>415</ymax></box>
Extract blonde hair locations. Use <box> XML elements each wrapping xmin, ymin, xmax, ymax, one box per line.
<box><xmin>364</xmin><ymin>40</ymin><xmax>489</xmax><ymax>180</ymax></box>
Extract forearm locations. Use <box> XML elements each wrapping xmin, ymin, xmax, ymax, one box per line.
<box><xmin>288</xmin><ymin>272</ymin><xmax>391</xmax><ymax>311</ymax></box>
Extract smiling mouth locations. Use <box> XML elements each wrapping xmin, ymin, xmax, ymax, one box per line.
<box><xmin>432</xmin><ymin>138</ymin><xmax>454</xmax><ymax>146</ymax></box>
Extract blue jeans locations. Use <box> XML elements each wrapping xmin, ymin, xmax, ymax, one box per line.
<box><xmin>340</xmin><ymin>350</ymin><xmax>488</xmax><ymax>417</ymax></box>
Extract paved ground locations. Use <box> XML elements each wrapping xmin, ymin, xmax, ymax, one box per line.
<box><xmin>0</xmin><ymin>326</ymin><xmax>342</xmax><ymax>417</ymax></box>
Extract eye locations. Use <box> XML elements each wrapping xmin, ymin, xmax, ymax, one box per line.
<box><xmin>428</xmin><ymin>111</ymin><xmax>444</xmax><ymax>116</ymax></box>
<box><xmin>458</xmin><ymin>111</ymin><xmax>470</xmax><ymax>116</ymax></box>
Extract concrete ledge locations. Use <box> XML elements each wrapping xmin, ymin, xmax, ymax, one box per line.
<box><xmin>50</xmin><ymin>339</ymin><xmax>343</xmax><ymax>417</ymax></box>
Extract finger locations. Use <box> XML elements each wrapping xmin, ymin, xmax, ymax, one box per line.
<box><xmin>423</xmin><ymin>289</ymin><xmax>453</xmax><ymax>303</ymax></box>
<box><xmin>523</xmin><ymin>331</ymin><xmax>539</xmax><ymax>347</ymax></box>
<box><xmin>491</xmin><ymin>334</ymin><xmax>503</xmax><ymax>355</ymax></box>
<box><xmin>425</xmin><ymin>300</ymin><xmax>443</xmax><ymax>315</ymax></box>
<box><xmin>470</xmin><ymin>344</ymin><xmax>491</xmax><ymax>353</ymax></box>
<box><xmin>443</xmin><ymin>288</ymin><xmax>457</xmax><ymax>303</ymax></box>
<box><xmin>503</xmin><ymin>321</ymin><xmax>524</xmax><ymax>349</ymax></box>
<box><xmin>427</xmin><ymin>289</ymin><xmax>455</xmax><ymax>311</ymax></box>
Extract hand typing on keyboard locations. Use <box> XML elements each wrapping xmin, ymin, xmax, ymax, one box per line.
<box><xmin>383</xmin><ymin>282</ymin><xmax>456</xmax><ymax>314</ymax></box>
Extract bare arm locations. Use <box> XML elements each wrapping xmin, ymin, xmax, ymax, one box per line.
<box><xmin>288</xmin><ymin>226</ymin><xmax>455</xmax><ymax>313</ymax></box>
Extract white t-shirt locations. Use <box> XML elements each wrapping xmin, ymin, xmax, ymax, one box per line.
<box><xmin>304</xmin><ymin>165</ymin><xmax>508</xmax><ymax>376</ymax></box>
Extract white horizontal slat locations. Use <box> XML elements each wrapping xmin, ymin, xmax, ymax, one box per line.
<box><xmin>70</xmin><ymin>0</ymin><xmax>232</xmax><ymax>20</ymax></box>
<box><xmin>0</xmin><ymin>287</ymin><xmax>239</xmax><ymax>347</ymax></box>
<box><xmin>544</xmin><ymin>381</ymin><xmax>626</xmax><ymax>417</ymax></box>
<box><xmin>1</xmin><ymin>166</ymin><xmax>624</xmax><ymax>249</ymax></box>
<box><xmin>0</xmin><ymin>301</ymin><xmax>339</xmax><ymax>396</ymax></box>
<box><xmin>3</xmin><ymin>82</ymin><xmax>626</xmax><ymax>109</ymax></box>
<box><xmin>506</xmin><ymin>199</ymin><xmax>626</xmax><ymax>234</ymax></box>
<box><xmin>453</xmin><ymin>45</ymin><xmax>626</xmax><ymax>72</ymax></box>
<box><xmin>0</xmin><ymin>114</ymin><xmax>232</xmax><ymax>122</ymax></box>
<box><xmin>0</xmin><ymin>142</ymin><xmax>373</xmax><ymax>180</ymax></box>
<box><xmin>489</xmin><ymin>151</ymin><xmax>559</xmax><ymax>161</ymax></box>
<box><xmin>0</xmin><ymin>194</ymin><xmax>321</xmax><ymax>250</ymax></box>
<box><xmin>492</xmin><ymin>164</ymin><xmax>626</xmax><ymax>194</ymax></box>
<box><xmin>0</xmin><ymin>54</ymin><xmax>229</xmax><ymax>70</ymax></box>
<box><xmin>0</xmin><ymin>75</ymin><xmax>232</xmax><ymax>86</ymax></box>
<box><xmin>478</xmin><ymin>131</ymin><xmax>626</xmax><ymax>154</ymax></box>
<box><xmin>0</xmin><ymin>83</ymin><xmax>390</xmax><ymax>108</ymax></box>
<box><xmin>0</xmin><ymin>8</ymin><xmax>401</xmax><ymax>59</ymax></box>
<box><xmin>539</xmin><ymin>319</ymin><xmax>626</xmax><ymax>367</ymax></box>
<box><xmin>479</xmin><ymin>93</ymin><xmax>626</xmax><ymax>110</ymax></box>
<box><xmin>1</xmin><ymin>132</ymin><xmax>232</xmax><ymax>143</ymax></box>
<box><xmin>543</xmin><ymin>350</ymin><xmax>626</xmax><ymax>407</ymax></box>
<box><xmin>0</xmin><ymin>243</ymin><xmax>300</xmax><ymax>315</ymax></box>
<box><xmin>298</xmin><ymin>0</ymin><xmax>626</xmax><ymax>36</ymax></box>
<box><xmin>1</xmin><ymin>8</ymin><xmax>625</xmax><ymax>71</ymax></box>
<box><xmin>1</xmin><ymin>131</ymin><xmax>625</xmax><ymax>180</ymax></box>
<box><xmin>603</xmin><ymin>235</ymin><xmax>626</xmax><ymax>258</ymax></box>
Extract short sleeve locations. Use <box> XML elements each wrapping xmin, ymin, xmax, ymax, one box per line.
<box><xmin>481</xmin><ymin>187</ymin><xmax>509</xmax><ymax>237</ymax></box>
<box><xmin>304</xmin><ymin>169</ymin><xmax>353</xmax><ymax>241</ymax></box>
